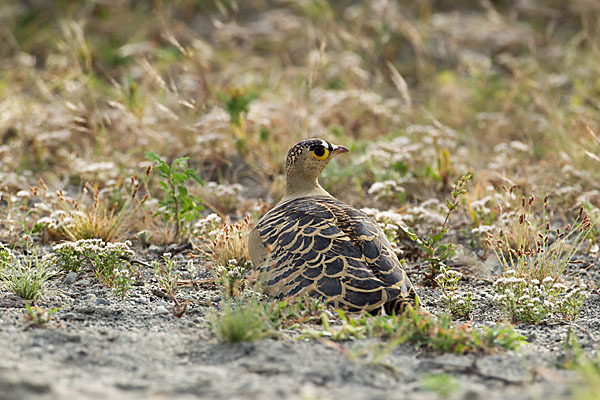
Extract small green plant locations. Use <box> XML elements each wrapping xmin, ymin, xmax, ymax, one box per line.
<box><xmin>391</xmin><ymin>308</ymin><xmax>523</xmax><ymax>354</ymax></box>
<box><xmin>23</xmin><ymin>302</ymin><xmax>60</xmax><ymax>329</ymax></box>
<box><xmin>300</xmin><ymin>309</ymin><xmax>368</xmax><ymax>341</ymax></box>
<box><xmin>219</xmin><ymin>87</ymin><xmax>257</xmax><ymax>128</ymax></box>
<box><xmin>211</xmin><ymin>299</ymin><xmax>271</xmax><ymax>343</ymax></box>
<box><xmin>218</xmin><ymin>87</ymin><xmax>258</xmax><ymax>153</ymax></box>
<box><xmin>152</xmin><ymin>253</ymin><xmax>188</xmax><ymax>317</ymax></box>
<box><xmin>212</xmin><ymin>297</ymin><xmax>326</xmax><ymax>343</ymax></box>
<box><xmin>477</xmin><ymin>322</ymin><xmax>526</xmax><ymax>351</ymax></box>
<box><xmin>110</xmin><ymin>266</ymin><xmax>138</xmax><ymax>299</ymax></box>
<box><xmin>301</xmin><ymin>306</ymin><xmax>524</xmax><ymax>354</ymax></box>
<box><xmin>404</xmin><ymin>172</ymin><xmax>472</xmax><ymax>284</ymax></box>
<box><xmin>493</xmin><ymin>269</ymin><xmax>589</xmax><ymax>324</ymax></box>
<box><xmin>53</xmin><ymin>239</ymin><xmax>137</xmax><ymax>298</ymax></box>
<box><xmin>153</xmin><ymin>253</ymin><xmax>179</xmax><ymax>298</ymax></box>
<box><xmin>267</xmin><ymin>297</ymin><xmax>327</xmax><ymax>330</ymax></box>
<box><xmin>0</xmin><ymin>246</ymin><xmax>55</xmax><ymax>301</ymax></box>
<box><xmin>216</xmin><ymin>259</ymin><xmax>253</xmax><ymax>298</ymax></box>
<box><xmin>146</xmin><ymin>151</ymin><xmax>204</xmax><ymax>241</ymax></box>
<box><xmin>52</xmin><ymin>239</ymin><xmax>99</xmax><ymax>272</ymax></box>
<box><xmin>434</xmin><ymin>265</ymin><xmax>473</xmax><ymax>318</ymax></box>
<box><xmin>0</xmin><ymin>243</ymin><xmax>10</xmax><ymax>267</ymax></box>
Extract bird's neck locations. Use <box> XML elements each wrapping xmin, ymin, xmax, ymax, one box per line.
<box><xmin>282</xmin><ymin>172</ymin><xmax>331</xmax><ymax>201</ymax></box>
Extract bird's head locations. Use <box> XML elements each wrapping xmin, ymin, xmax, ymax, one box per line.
<box><xmin>285</xmin><ymin>138</ymin><xmax>349</xmax><ymax>181</ymax></box>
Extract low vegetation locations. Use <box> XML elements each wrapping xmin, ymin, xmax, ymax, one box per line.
<box><xmin>0</xmin><ymin>1</ymin><xmax>598</xmax><ymax>397</ymax></box>
<box><xmin>435</xmin><ymin>265</ymin><xmax>473</xmax><ymax>319</ymax></box>
<box><xmin>301</xmin><ymin>307</ymin><xmax>524</xmax><ymax>354</ymax></box>
<box><xmin>152</xmin><ymin>252</ymin><xmax>189</xmax><ymax>317</ymax></box>
<box><xmin>146</xmin><ymin>151</ymin><xmax>204</xmax><ymax>241</ymax></box>
<box><xmin>195</xmin><ymin>216</ymin><xmax>253</xmax><ymax>298</ymax></box>
<box><xmin>0</xmin><ymin>242</ymin><xmax>55</xmax><ymax>301</ymax></box>
<box><xmin>485</xmin><ymin>197</ymin><xmax>594</xmax><ymax>324</ymax></box>
<box><xmin>31</xmin><ymin>179</ymin><xmax>147</xmax><ymax>242</ymax></box>
<box><xmin>210</xmin><ymin>299</ymin><xmax>272</xmax><ymax>343</ymax></box>
<box><xmin>52</xmin><ymin>238</ymin><xmax>137</xmax><ymax>298</ymax></box>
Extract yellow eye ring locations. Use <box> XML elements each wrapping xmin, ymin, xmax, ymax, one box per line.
<box><xmin>311</xmin><ymin>146</ymin><xmax>329</xmax><ymax>160</ymax></box>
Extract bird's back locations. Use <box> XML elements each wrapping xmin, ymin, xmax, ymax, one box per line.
<box><xmin>250</xmin><ymin>195</ymin><xmax>417</xmax><ymax>313</ymax></box>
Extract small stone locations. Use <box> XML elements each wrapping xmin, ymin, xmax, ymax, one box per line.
<box><xmin>78</xmin><ymin>279</ymin><xmax>92</xmax><ymax>287</ymax></box>
<box><xmin>64</xmin><ymin>271</ymin><xmax>77</xmax><ymax>285</ymax></box>
<box><xmin>137</xmin><ymin>296</ymin><xmax>148</xmax><ymax>304</ymax></box>
<box><xmin>63</xmin><ymin>312</ymin><xmax>77</xmax><ymax>320</ymax></box>
<box><xmin>76</xmin><ymin>305</ymin><xmax>96</xmax><ymax>315</ymax></box>
<box><xmin>84</xmin><ymin>293</ymin><xmax>97</xmax><ymax>302</ymax></box>
<box><xmin>156</xmin><ymin>305</ymin><xmax>169</xmax><ymax>315</ymax></box>
<box><xmin>95</xmin><ymin>298</ymin><xmax>108</xmax><ymax>306</ymax></box>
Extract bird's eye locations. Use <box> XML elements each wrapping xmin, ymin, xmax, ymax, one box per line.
<box><xmin>311</xmin><ymin>146</ymin><xmax>329</xmax><ymax>160</ymax></box>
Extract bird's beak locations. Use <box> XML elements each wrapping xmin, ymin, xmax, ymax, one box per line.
<box><xmin>332</xmin><ymin>144</ymin><xmax>349</xmax><ymax>155</ymax></box>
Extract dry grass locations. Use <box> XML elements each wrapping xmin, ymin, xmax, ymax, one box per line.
<box><xmin>0</xmin><ymin>2</ymin><xmax>597</xmax><ymax>211</ymax></box>
<box><xmin>30</xmin><ymin>179</ymin><xmax>147</xmax><ymax>242</ymax></box>
<box><xmin>196</xmin><ymin>216</ymin><xmax>252</xmax><ymax>269</ymax></box>
<box><xmin>195</xmin><ymin>216</ymin><xmax>253</xmax><ymax>297</ymax></box>
<box><xmin>0</xmin><ymin>0</ymin><xmax>597</xmax><ymax>328</ymax></box>
<box><xmin>486</xmin><ymin>195</ymin><xmax>593</xmax><ymax>281</ymax></box>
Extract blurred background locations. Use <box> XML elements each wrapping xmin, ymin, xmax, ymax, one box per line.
<box><xmin>0</xmin><ymin>0</ymin><xmax>599</xmax><ymax>240</ymax></box>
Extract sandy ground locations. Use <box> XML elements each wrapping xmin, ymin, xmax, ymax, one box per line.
<box><xmin>1</xmin><ymin>250</ymin><xmax>598</xmax><ymax>400</ymax></box>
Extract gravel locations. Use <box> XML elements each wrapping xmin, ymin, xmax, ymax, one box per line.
<box><xmin>0</xmin><ymin>251</ymin><xmax>598</xmax><ymax>400</ymax></box>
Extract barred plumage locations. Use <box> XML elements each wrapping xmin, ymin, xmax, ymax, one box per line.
<box><xmin>248</xmin><ymin>139</ymin><xmax>418</xmax><ymax>313</ymax></box>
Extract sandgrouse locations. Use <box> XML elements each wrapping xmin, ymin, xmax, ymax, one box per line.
<box><xmin>248</xmin><ymin>139</ymin><xmax>418</xmax><ymax>313</ymax></box>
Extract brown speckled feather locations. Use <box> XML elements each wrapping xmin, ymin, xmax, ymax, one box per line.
<box><xmin>254</xmin><ymin>195</ymin><xmax>417</xmax><ymax>313</ymax></box>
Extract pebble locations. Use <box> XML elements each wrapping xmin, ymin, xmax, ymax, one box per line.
<box><xmin>95</xmin><ymin>298</ymin><xmax>108</xmax><ymax>306</ymax></box>
<box><xmin>156</xmin><ymin>306</ymin><xmax>169</xmax><ymax>315</ymax></box>
<box><xmin>63</xmin><ymin>312</ymin><xmax>77</xmax><ymax>320</ymax></box>
<box><xmin>76</xmin><ymin>305</ymin><xmax>96</xmax><ymax>315</ymax></box>
<box><xmin>65</xmin><ymin>271</ymin><xmax>78</xmax><ymax>285</ymax></box>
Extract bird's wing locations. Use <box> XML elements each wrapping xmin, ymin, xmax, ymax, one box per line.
<box><xmin>254</xmin><ymin>195</ymin><xmax>415</xmax><ymax>311</ymax></box>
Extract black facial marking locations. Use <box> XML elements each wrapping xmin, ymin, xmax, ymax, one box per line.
<box><xmin>286</xmin><ymin>139</ymin><xmax>332</xmax><ymax>169</ymax></box>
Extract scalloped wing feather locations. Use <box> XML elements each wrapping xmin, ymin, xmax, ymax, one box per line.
<box><xmin>253</xmin><ymin>195</ymin><xmax>417</xmax><ymax>312</ymax></box>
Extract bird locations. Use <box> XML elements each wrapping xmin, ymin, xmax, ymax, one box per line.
<box><xmin>248</xmin><ymin>138</ymin><xmax>418</xmax><ymax>314</ymax></box>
